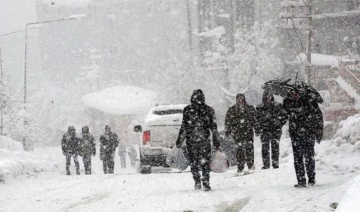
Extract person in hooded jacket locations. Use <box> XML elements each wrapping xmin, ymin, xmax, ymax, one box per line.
<box><xmin>176</xmin><ymin>89</ymin><xmax>220</xmax><ymax>191</ymax></box>
<box><xmin>79</xmin><ymin>126</ymin><xmax>96</xmax><ymax>175</ymax></box>
<box><xmin>283</xmin><ymin>89</ymin><xmax>323</xmax><ymax>188</ymax></box>
<box><xmin>225</xmin><ymin>93</ymin><xmax>257</xmax><ymax>173</ymax></box>
<box><xmin>256</xmin><ymin>91</ymin><xmax>288</xmax><ymax>169</ymax></box>
<box><xmin>61</xmin><ymin>126</ymin><xmax>80</xmax><ymax>175</ymax></box>
<box><xmin>100</xmin><ymin>125</ymin><xmax>119</xmax><ymax>174</ymax></box>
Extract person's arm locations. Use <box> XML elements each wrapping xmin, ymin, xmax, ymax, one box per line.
<box><xmin>61</xmin><ymin>135</ymin><xmax>66</xmax><ymax>155</ymax></box>
<box><xmin>209</xmin><ymin>108</ymin><xmax>220</xmax><ymax>148</ymax></box>
<box><xmin>254</xmin><ymin>106</ymin><xmax>261</xmax><ymax>136</ymax></box>
<box><xmin>91</xmin><ymin>135</ymin><xmax>96</xmax><ymax>156</ymax></box>
<box><xmin>313</xmin><ymin>104</ymin><xmax>324</xmax><ymax>143</ymax></box>
<box><xmin>224</xmin><ymin>108</ymin><xmax>232</xmax><ymax>137</ymax></box>
<box><xmin>176</xmin><ymin>108</ymin><xmax>188</xmax><ymax>148</ymax></box>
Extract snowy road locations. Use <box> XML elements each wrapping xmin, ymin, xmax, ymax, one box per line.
<box><xmin>0</xmin><ymin>159</ymin><xmax>357</xmax><ymax>212</ymax></box>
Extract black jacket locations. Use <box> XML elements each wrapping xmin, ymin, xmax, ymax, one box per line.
<box><xmin>79</xmin><ymin>133</ymin><xmax>96</xmax><ymax>156</ymax></box>
<box><xmin>225</xmin><ymin>104</ymin><xmax>257</xmax><ymax>142</ymax></box>
<box><xmin>61</xmin><ymin>132</ymin><xmax>80</xmax><ymax>154</ymax></box>
<box><xmin>176</xmin><ymin>90</ymin><xmax>220</xmax><ymax>154</ymax></box>
<box><xmin>283</xmin><ymin>96</ymin><xmax>323</xmax><ymax>142</ymax></box>
<box><xmin>256</xmin><ymin>101</ymin><xmax>288</xmax><ymax>139</ymax></box>
<box><xmin>100</xmin><ymin>132</ymin><xmax>119</xmax><ymax>158</ymax></box>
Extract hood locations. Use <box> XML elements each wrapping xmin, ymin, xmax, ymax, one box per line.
<box><xmin>190</xmin><ymin>89</ymin><xmax>205</xmax><ymax>106</ymax></box>
<box><xmin>262</xmin><ymin>90</ymin><xmax>274</xmax><ymax>104</ymax></box>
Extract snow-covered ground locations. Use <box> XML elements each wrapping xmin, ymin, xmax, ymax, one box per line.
<box><xmin>1</xmin><ymin>115</ymin><xmax>360</xmax><ymax>211</ymax></box>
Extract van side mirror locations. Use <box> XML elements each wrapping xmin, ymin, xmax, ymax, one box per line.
<box><xmin>134</xmin><ymin>125</ymin><xmax>142</xmax><ymax>133</ymax></box>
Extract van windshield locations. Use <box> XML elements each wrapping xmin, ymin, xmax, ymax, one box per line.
<box><xmin>153</xmin><ymin>110</ymin><xmax>183</xmax><ymax>115</ymax></box>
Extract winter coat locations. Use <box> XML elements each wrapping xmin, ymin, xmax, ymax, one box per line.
<box><xmin>225</xmin><ymin>104</ymin><xmax>257</xmax><ymax>142</ymax></box>
<box><xmin>283</xmin><ymin>96</ymin><xmax>323</xmax><ymax>142</ymax></box>
<box><xmin>256</xmin><ymin>101</ymin><xmax>288</xmax><ymax>139</ymax></box>
<box><xmin>79</xmin><ymin>132</ymin><xmax>96</xmax><ymax>156</ymax></box>
<box><xmin>100</xmin><ymin>132</ymin><xmax>119</xmax><ymax>160</ymax></box>
<box><xmin>176</xmin><ymin>90</ymin><xmax>220</xmax><ymax>157</ymax></box>
<box><xmin>61</xmin><ymin>132</ymin><xmax>80</xmax><ymax>155</ymax></box>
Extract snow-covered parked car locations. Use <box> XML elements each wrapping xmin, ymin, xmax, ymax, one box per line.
<box><xmin>133</xmin><ymin>104</ymin><xmax>187</xmax><ymax>174</ymax></box>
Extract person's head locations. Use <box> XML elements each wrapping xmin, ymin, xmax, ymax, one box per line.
<box><xmin>68</xmin><ymin>126</ymin><xmax>76</xmax><ymax>135</ymax></box>
<box><xmin>82</xmin><ymin>126</ymin><xmax>89</xmax><ymax>133</ymax></box>
<box><xmin>263</xmin><ymin>90</ymin><xmax>274</xmax><ymax>105</ymax></box>
<box><xmin>105</xmin><ymin>125</ymin><xmax>111</xmax><ymax>134</ymax></box>
<box><xmin>236</xmin><ymin>93</ymin><xmax>246</xmax><ymax>106</ymax></box>
<box><xmin>289</xmin><ymin>89</ymin><xmax>301</xmax><ymax>101</ymax></box>
<box><xmin>190</xmin><ymin>89</ymin><xmax>205</xmax><ymax>106</ymax></box>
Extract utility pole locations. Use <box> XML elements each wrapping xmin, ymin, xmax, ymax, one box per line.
<box><xmin>185</xmin><ymin>0</ymin><xmax>193</xmax><ymax>51</ymax></box>
<box><xmin>305</xmin><ymin>0</ymin><xmax>313</xmax><ymax>86</ymax></box>
<box><xmin>280</xmin><ymin>0</ymin><xmax>313</xmax><ymax>85</ymax></box>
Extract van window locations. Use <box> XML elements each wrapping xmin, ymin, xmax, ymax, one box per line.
<box><xmin>153</xmin><ymin>110</ymin><xmax>183</xmax><ymax>115</ymax></box>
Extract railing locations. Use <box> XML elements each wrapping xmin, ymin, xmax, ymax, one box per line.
<box><xmin>338</xmin><ymin>61</ymin><xmax>360</xmax><ymax>96</ymax></box>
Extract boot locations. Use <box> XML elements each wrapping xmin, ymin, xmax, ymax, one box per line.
<box><xmin>194</xmin><ymin>181</ymin><xmax>202</xmax><ymax>190</ymax></box>
<box><xmin>308</xmin><ymin>179</ymin><xmax>316</xmax><ymax>187</ymax></box>
<box><xmin>261</xmin><ymin>166</ymin><xmax>269</xmax><ymax>170</ymax></box>
<box><xmin>203</xmin><ymin>181</ymin><xmax>211</xmax><ymax>191</ymax></box>
<box><xmin>294</xmin><ymin>183</ymin><xmax>306</xmax><ymax>188</ymax></box>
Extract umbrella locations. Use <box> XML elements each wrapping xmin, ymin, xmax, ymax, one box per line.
<box><xmin>262</xmin><ymin>78</ymin><xmax>293</xmax><ymax>98</ymax></box>
<box><xmin>292</xmin><ymin>81</ymin><xmax>323</xmax><ymax>103</ymax></box>
<box><xmin>262</xmin><ymin>79</ymin><xmax>323</xmax><ymax>104</ymax></box>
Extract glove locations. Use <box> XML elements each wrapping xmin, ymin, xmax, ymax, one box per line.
<box><xmin>93</xmin><ymin>152</ymin><xmax>96</xmax><ymax>156</ymax></box>
<box><xmin>63</xmin><ymin>151</ymin><xmax>66</xmax><ymax>156</ymax></box>
<box><xmin>316</xmin><ymin>138</ymin><xmax>321</xmax><ymax>144</ymax></box>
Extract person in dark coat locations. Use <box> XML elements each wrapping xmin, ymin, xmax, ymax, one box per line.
<box><xmin>176</xmin><ymin>89</ymin><xmax>220</xmax><ymax>191</ymax></box>
<box><xmin>283</xmin><ymin>89</ymin><xmax>323</xmax><ymax>188</ymax></box>
<box><xmin>79</xmin><ymin>126</ymin><xmax>96</xmax><ymax>175</ymax></box>
<box><xmin>100</xmin><ymin>125</ymin><xmax>119</xmax><ymax>174</ymax></box>
<box><xmin>225</xmin><ymin>93</ymin><xmax>257</xmax><ymax>173</ymax></box>
<box><xmin>61</xmin><ymin>126</ymin><xmax>80</xmax><ymax>175</ymax></box>
<box><xmin>256</xmin><ymin>91</ymin><xmax>288</xmax><ymax>169</ymax></box>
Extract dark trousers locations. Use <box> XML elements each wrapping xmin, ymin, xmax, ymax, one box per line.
<box><xmin>235</xmin><ymin>139</ymin><xmax>254</xmax><ymax>171</ymax></box>
<box><xmin>83</xmin><ymin>154</ymin><xmax>92</xmax><ymax>174</ymax></box>
<box><xmin>291</xmin><ymin>138</ymin><xmax>316</xmax><ymax>185</ymax></box>
<box><xmin>261</xmin><ymin>135</ymin><xmax>280</xmax><ymax>168</ymax></box>
<box><xmin>188</xmin><ymin>150</ymin><xmax>211</xmax><ymax>185</ymax></box>
<box><xmin>103</xmin><ymin>154</ymin><xmax>115</xmax><ymax>174</ymax></box>
<box><xmin>66</xmin><ymin>153</ymin><xmax>80</xmax><ymax>175</ymax></box>
<box><xmin>119</xmin><ymin>153</ymin><xmax>126</xmax><ymax>168</ymax></box>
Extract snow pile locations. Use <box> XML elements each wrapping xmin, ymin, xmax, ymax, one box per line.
<box><xmin>333</xmin><ymin>114</ymin><xmax>360</xmax><ymax>146</ymax></box>
<box><xmin>312</xmin><ymin>115</ymin><xmax>360</xmax><ymax>172</ymax></box>
<box><xmin>0</xmin><ymin>135</ymin><xmax>23</xmax><ymax>151</ymax></box>
<box><xmin>82</xmin><ymin>85</ymin><xmax>158</xmax><ymax>115</ymax></box>
<box><xmin>337</xmin><ymin>175</ymin><xmax>360</xmax><ymax>212</ymax></box>
<box><xmin>0</xmin><ymin>137</ymin><xmax>61</xmax><ymax>183</ymax></box>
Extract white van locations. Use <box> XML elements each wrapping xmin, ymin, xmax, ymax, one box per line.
<box><xmin>134</xmin><ymin>104</ymin><xmax>187</xmax><ymax>173</ymax></box>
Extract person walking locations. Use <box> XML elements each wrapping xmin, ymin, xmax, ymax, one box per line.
<box><xmin>225</xmin><ymin>93</ymin><xmax>257</xmax><ymax>173</ymax></box>
<box><xmin>79</xmin><ymin>126</ymin><xmax>96</xmax><ymax>174</ymax></box>
<box><xmin>283</xmin><ymin>89</ymin><xmax>323</xmax><ymax>188</ymax></box>
<box><xmin>176</xmin><ymin>89</ymin><xmax>220</xmax><ymax>191</ymax></box>
<box><xmin>100</xmin><ymin>125</ymin><xmax>119</xmax><ymax>174</ymax></box>
<box><xmin>61</xmin><ymin>126</ymin><xmax>80</xmax><ymax>175</ymax></box>
<box><xmin>256</xmin><ymin>91</ymin><xmax>288</xmax><ymax>169</ymax></box>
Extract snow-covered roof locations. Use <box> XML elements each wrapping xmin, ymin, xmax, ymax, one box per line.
<box><xmin>151</xmin><ymin>104</ymin><xmax>187</xmax><ymax>112</ymax></box>
<box><xmin>313</xmin><ymin>10</ymin><xmax>360</xmax><ymax>20</ymax></box>
<box><xmin>298</xmin><ymin>53</ymin><xmax>354</xmax><ymax>68</ymax></box>
<box><xmin>82</xmin><ymin>85</ymin><xmax>157</xmax><ymax>115</ymax></box>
